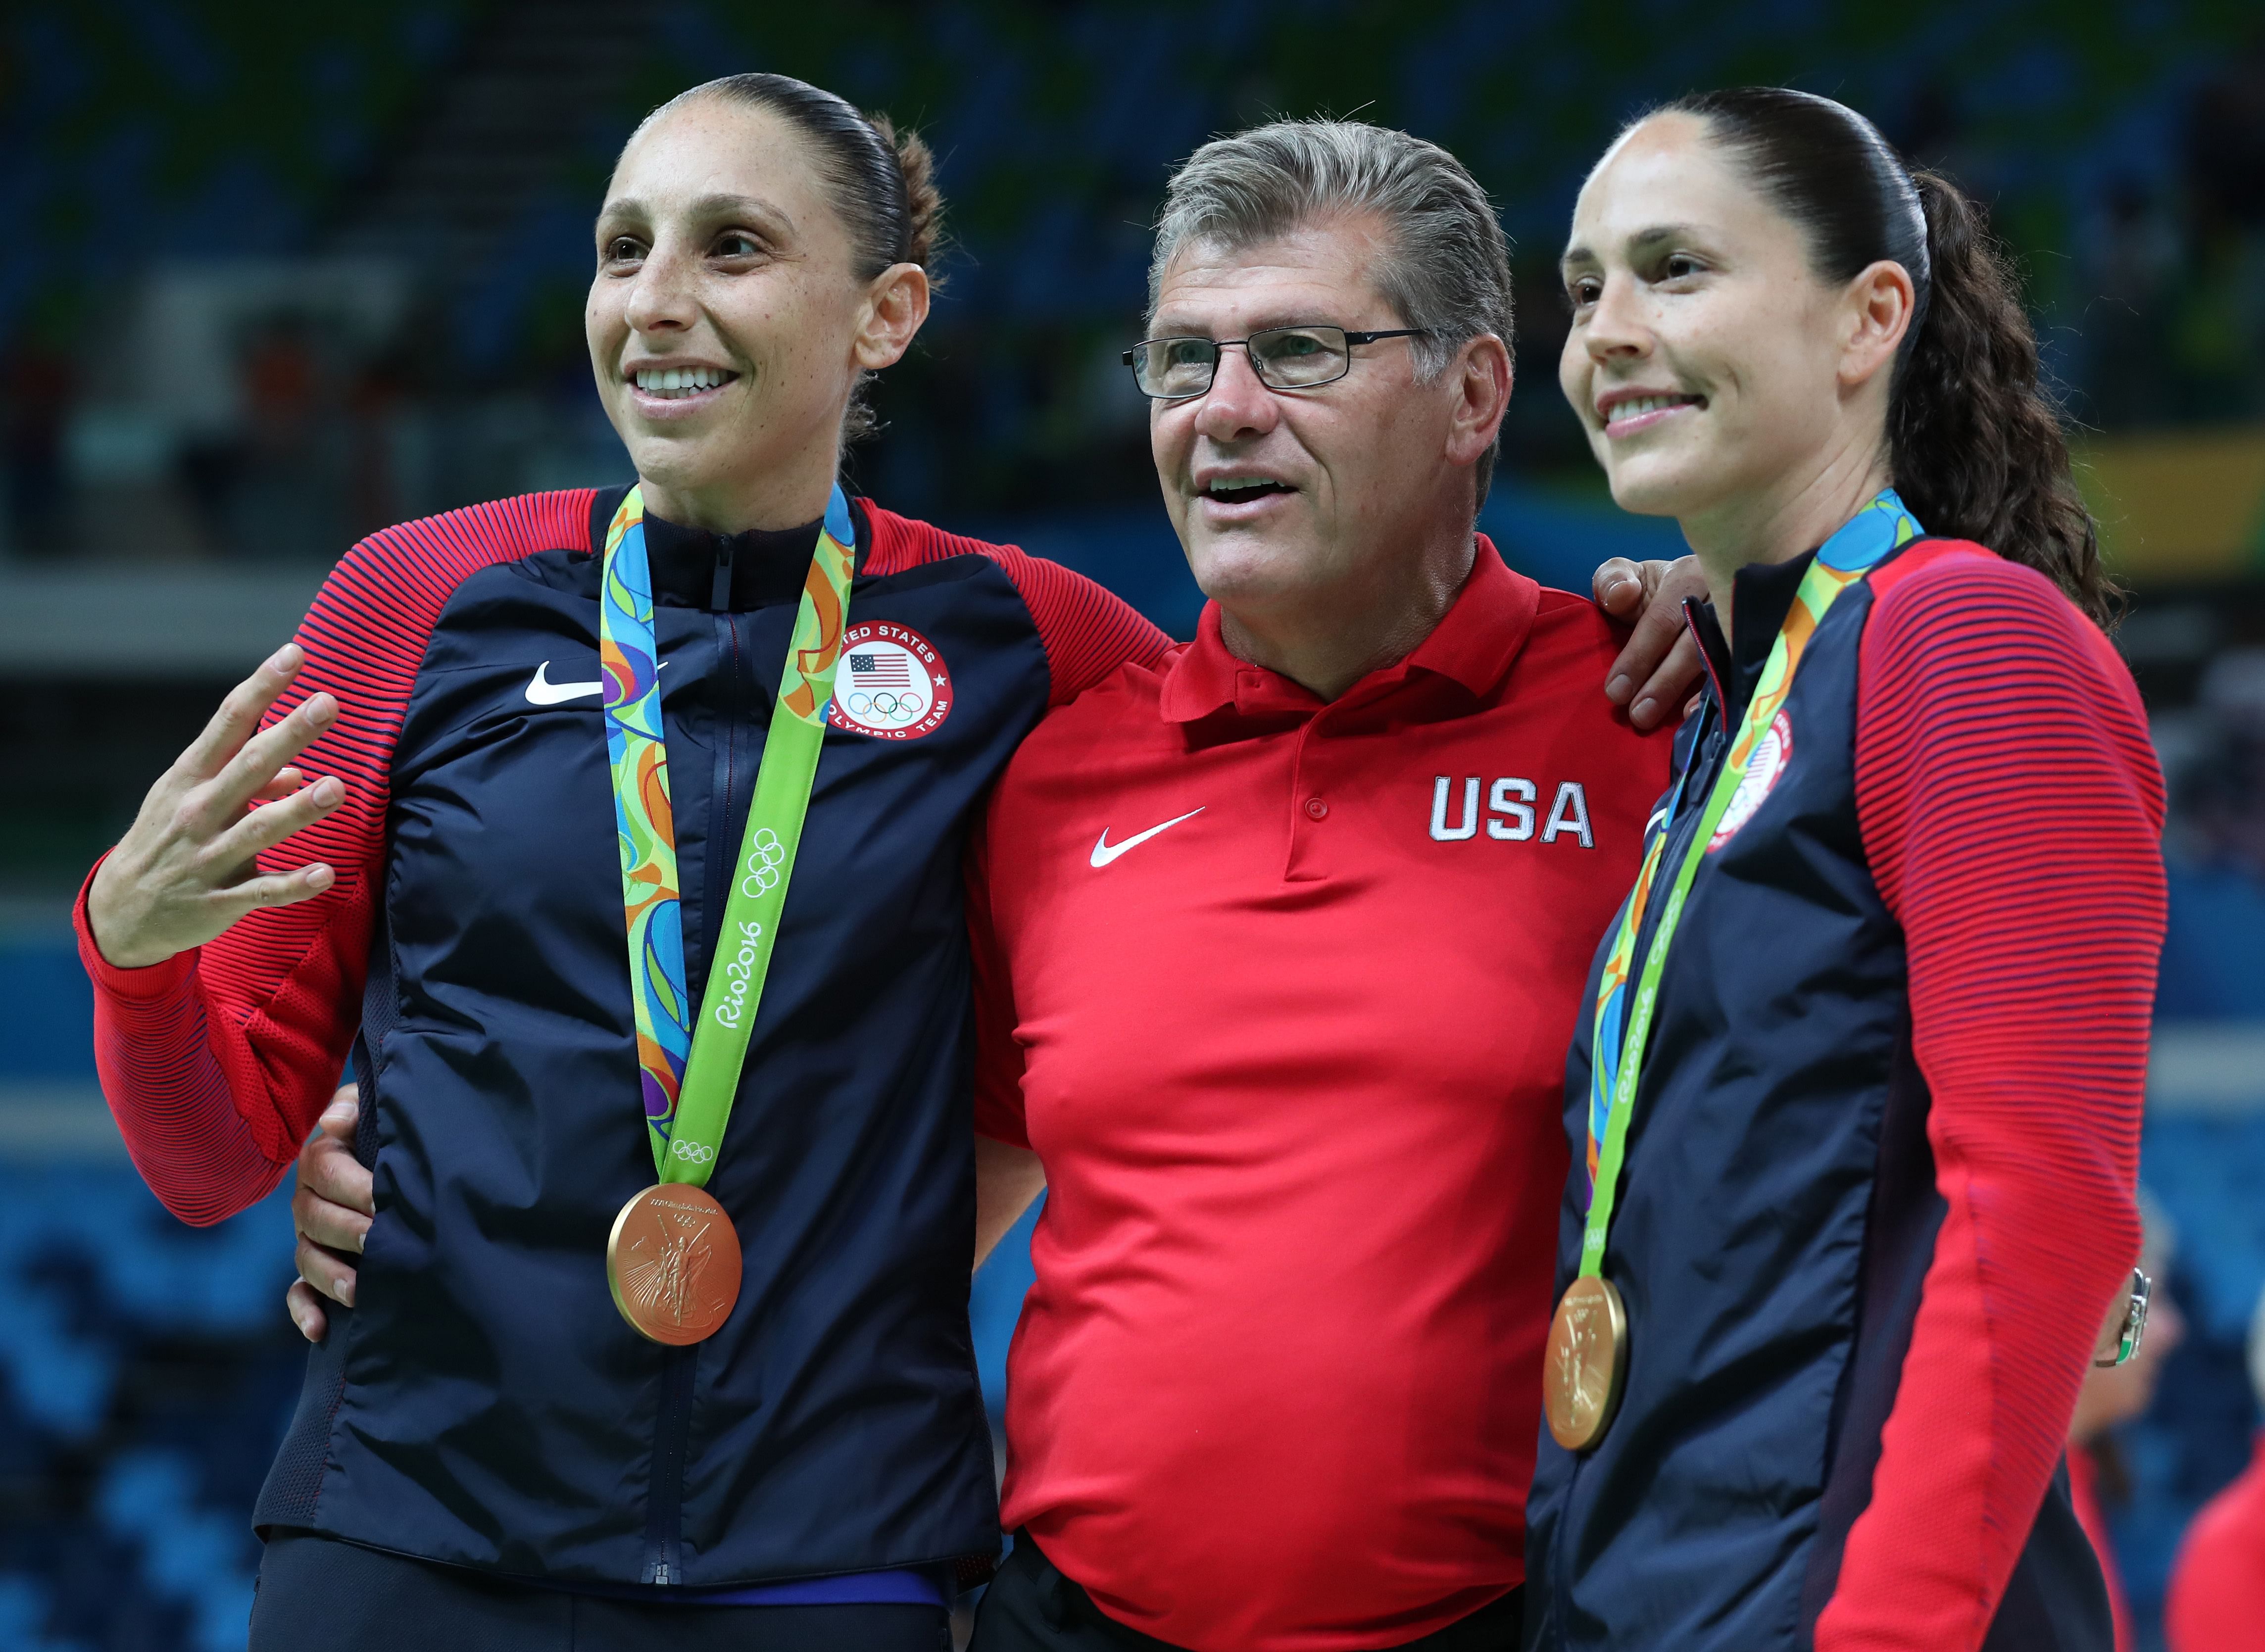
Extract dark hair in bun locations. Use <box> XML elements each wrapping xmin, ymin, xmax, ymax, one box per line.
<box><xmin>642</xmin><ymin>72</ymin><xmax>947</xmax><ymax>441</ymax></box>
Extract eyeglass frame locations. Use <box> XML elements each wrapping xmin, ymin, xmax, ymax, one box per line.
<box><xmin>1120</xmin><ymin>325</ymin><xmax>1429</xmax><ymax>400</ymax></box>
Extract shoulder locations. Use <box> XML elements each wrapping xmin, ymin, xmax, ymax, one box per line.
<box><xmin>1859</xmin><ymin>537</ymin><xmax>2137</xmax><ymax>706</ymax></box>
<box><xmin>1529</xmin><ymin>582</ymin><xmax>1636</xmax><ymax>662</ymax></box>
<box><xmin>1865</xmin><ymin>538</ymin><xmax>2104</xmax><ymax>657</ymax></box>
<box><xmin>859</xmin><ymin>499</ymin><xmax>1172</xmax><ymax>707</ymax></box>
<box><xmin>327</xmin><ymin>489</ymin><xmax>598</xmax><ymax>608</ymax></box>
<box><xmin>300</xmin><ymin>488</ymin><xmax>597</xmax><ymax>667</ymax></box>
<box><xmin>1521</xmin><ymin>584</ymin><xmax>1678</xmax><ymax>771</ymax></box>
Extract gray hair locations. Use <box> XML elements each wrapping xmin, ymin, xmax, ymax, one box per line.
<box><xmin>1149</xmin><ymin>119</ymin><xmax>1515</xmax><ymax>509</ymax></box>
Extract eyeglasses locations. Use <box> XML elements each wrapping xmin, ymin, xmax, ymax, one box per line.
<box><xmin>1121</xmin><ymin>325</ymin><xmax>1427</xmax><ymax>400</ymax></box>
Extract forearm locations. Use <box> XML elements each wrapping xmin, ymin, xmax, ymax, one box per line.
<box><xmin>975</xmin><ymin>1134</ymin><xmax>1045</xmax><ymax>1268</ymax></box>
<box><xmin>77</xmin><ymin>887</ymin><xmax>292</xmax><ymax>1225</ymax></box>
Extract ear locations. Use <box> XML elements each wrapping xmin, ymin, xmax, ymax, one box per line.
<box><xmin>1445</xmin><ymin>332</ymin><xmax>1514</xmax><ymax>469</ymax></box>
<box><xmin>1837</xmin><ymin>259</ymin><xmax>1916</xmax><ymax>392</ymax></box>
<box><xmin>853</xmin><ymin>262</ymin><xmax>931</xmax><ymax>372</ymax></box>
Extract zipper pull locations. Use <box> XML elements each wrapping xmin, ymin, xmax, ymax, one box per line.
<box><xmin>710</xmin><ymin>537</ymin><xmax>735</xmax><ymax>611</ymax></box>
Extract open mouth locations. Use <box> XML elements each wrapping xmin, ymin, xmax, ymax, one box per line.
<box><xmin>1600</xmin><ymin>393</ymin><xmax>1705</xmax><ymax>438</ymax></box>
<box><xmin>630</xmin><ymin>366</ymin><xmax>740</xmax><ymax>401</ymax></box>
<box><xmin>1201</xmin><ymin>477</ymin><xmax>1296</xmax><ymax>503</ymax></box>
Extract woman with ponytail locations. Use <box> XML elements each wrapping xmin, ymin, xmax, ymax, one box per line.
<box><xmin>1523</xmin><ymin>88</ymin><xmax>2163</xmax><ymax>1652</ymax></box>
<box><xmin>79</xmin><ymin>73</ymin><xmax>1167</xmax><ymax>1649</ymax></box>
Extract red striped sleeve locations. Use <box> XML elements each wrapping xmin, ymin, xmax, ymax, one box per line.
<box><xmin>1819</xmin><ymin>543</ymin><xmax>2166</xmax><ymax>1651</ymax></box>
<box><xmin>862</xmin><ymin>504</ymin><xmax>1171</xmax><ymax>705</ymax></box>
<box><xmin>74</xmin><ymin>490</ymin><xmax>597</xmax><ymax>1226</ymax></box>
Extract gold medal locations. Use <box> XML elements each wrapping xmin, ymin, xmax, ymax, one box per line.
<box><xmin>1544</xmin><ymin>1275</ymin><xmax>1628</xmax><ymax>1451</ymax></box>
<box><xmin>606</xmin><ymin>1184</ymin><xmax>743</xmax><ymax>1346</ymax></box>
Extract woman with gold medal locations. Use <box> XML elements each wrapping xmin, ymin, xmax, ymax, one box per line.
<box><xmin>76</xmin><ymin>72</ymin><xmax>1164</xmax><ymax>1648</ymax></box>
<box><xmin>1522</xmin><ymin>90</ymin><xmax>2166</xmax><ymax>1652</ymax></box>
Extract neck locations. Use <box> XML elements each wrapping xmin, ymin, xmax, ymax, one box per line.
<box><xmin>1216</xmin><ymin>516</ymin><xmax>1477</xmax><ymax>703</ymax></box>
<box><xmin>1679</xmin><ymin>440</ymin><xmax>1892</xmax><ymax>632</ymax></box>
<box><xmin>635</xmin><ymin>442</ymin><xmax>840</xmax><ymax>535</ymax></box>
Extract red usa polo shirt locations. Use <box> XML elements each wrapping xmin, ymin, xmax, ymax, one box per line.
<box><xmin>967</xmin><ymin>539</ymin><xmax>1674</xmax><ymax>1652</ymax></box>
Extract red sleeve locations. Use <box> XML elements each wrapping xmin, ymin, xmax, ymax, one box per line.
<box><xmin>860</xmin><ymin>504</ymin><xmax>1172</xmax><ymax>705</ymax></box>
<box><xmin>2165</xmin><ymin>1453</ymin><xmax>2265</xmax><ymax>1652</ymax></box>
<box><xmin>965</xmin><ymin>797</ymin><xmax>1031</xmax><ymax>1148</ymax></box>
<box><xmin>73</xmin><ymin>490</ymin><xmax>596</xmax><ymax>1226</ymax></box>
<box><xmin>1818</xmin><ymin>546</ymin><xmax>2166</xmax><ymax>1651</ymax></box>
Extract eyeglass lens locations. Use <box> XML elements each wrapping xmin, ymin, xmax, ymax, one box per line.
<box><xmin>1132</xmin><ymin>327</ymin><xmax>1352</xmax><ymax>397</ymax></box>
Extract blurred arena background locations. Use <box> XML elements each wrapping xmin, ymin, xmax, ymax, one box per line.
<box><xmin>1</xmin><ymin>1</ymin><xmax>2262</xmax><ymax>1647</ymax></box>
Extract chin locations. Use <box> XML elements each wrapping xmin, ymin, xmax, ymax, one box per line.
<box><xmin>1601</xmin><ymin>450</ymin><xmax>1709</xmax><ymax>522</ymax></box>
<box><xmin>1184</xmin><ymin>539</ymin><xmax>1300</xmax><ymax>608</ymax></box>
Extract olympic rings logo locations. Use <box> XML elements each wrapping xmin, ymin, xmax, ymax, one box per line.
<box><xmin>739</xmin><ymin>828</ymin><xmax>787</xmax><ymax>897</ymax></box>
<box><xmin>669</xmin><ymin>1139</ymin><xmax>716</xmax><ymax>1164</ymax></box>
<box><xmin>842</xmin><ymin>689</ymin><xmax>924</xmax><ymax>725</ymax></box>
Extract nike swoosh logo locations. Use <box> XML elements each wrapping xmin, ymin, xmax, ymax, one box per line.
<box><xmin>524</xmin><ymin>660</ymin><xmax>666</xmax><ymax>706</ymax></box>
<box><xmin>1090</xmin><ymin>807</ymin><xmax>1205</xmax><ymax>868</ymax></box>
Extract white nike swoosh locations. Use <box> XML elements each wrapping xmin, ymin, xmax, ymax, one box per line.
<box><xmin>1090</xmin><ymin>807</ymin><xmax>1205</xmax><ymax>868</ymax></box>
<box><xmin>525</xmin><ymin>660</ymin><xmax>667</xmax><ymax>706</ymax></box>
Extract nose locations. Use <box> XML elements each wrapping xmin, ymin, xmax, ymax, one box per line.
<box><xmin>1583</xmin><ymin>273</ymin><xmax>1652</xmax><ymax>366</ymax></box>
<box><xmin>623</xmin><ymin>241</ymin><xmax>698</xmax><ymax>338</ymax></box>
<box><xmin>1191</xmin><ymin>343</ymin><xmax>1280</xmax><ymax>443</ymax></box>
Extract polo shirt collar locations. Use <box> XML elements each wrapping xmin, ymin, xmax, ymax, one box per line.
<box><xmin>1160</xmin><ymin>534</ymin><xmax>1538</xmax><ymax>725</ymax></box>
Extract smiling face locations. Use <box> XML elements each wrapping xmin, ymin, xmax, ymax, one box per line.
<box><xmin>1148</xmin><ymin>214</ymin><xmax>1504</xmax><ymax>637</ymax></box>
<box><xmin>1558</xmin><ymin>111</ymin><xmax>1896</xmax><ymax>532</ymax></box>
<box><xmin>586</xmin><ymin>96</ymin><xmax>926</xmax><ymax>531</ymax></box>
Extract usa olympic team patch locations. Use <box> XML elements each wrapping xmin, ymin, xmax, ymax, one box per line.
<box><xmin>1709</xmin><ymin>709</ymin><xmax>1792</xmax><ymax>851</ymax></box>
<box><xmin>825</xmin><ymin>622</ymin><xmax>953</xmax><ymax>740</ymax></box>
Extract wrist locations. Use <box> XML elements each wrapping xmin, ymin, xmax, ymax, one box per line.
<box><xmin>81</xmin><ymin>856</ymin><xmax>179</xmax><ymax>975</ymax></box>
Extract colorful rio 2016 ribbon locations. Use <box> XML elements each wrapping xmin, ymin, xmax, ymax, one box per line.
<box><xmin>597</xmin><ymin>483</ymin><xmax>857</xmax><ymax>1184</ymax></box>
<box><xmin>1579</xmin><ymin>489</ymin><xmax>1922</xmax><ymax>1270</ymax></box>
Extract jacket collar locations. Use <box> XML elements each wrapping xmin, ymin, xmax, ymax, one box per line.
<box><xmin>1159</xmin><ymin>535</ymin><xmax>1538</xmax><ymax>725</ymax></box>
<box><xmin>588</xmin><ymin>485</ymin><xmax>868</xmax><ymax>612</ymax></box>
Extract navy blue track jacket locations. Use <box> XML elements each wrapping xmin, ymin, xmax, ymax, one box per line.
<box><xmin>78</xmin><ymin>486</ymin><xmax>1168</xmax><ymax>1588</ymax></box>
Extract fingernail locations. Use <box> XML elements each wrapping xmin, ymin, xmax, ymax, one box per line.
<box><xmin>313</xmin><ymin>777</ymin><xmax>343</xmax><ymax>805</ymax></box>
<box><xmin>307</xmin><ymin>865</ymin><xmax>334</xmax><ymax>889</ymax></box>
<box><xmin>340</xmin><ymin>1281</ymin><xmax>355</xmax><ymax>1306</ymax></box>
<box><xmin>269</xmin><ymin>644</ymin><xmax>302</xmax><ymax>672</ymax></box>
<box><xmin>1633</xmin><ymin>698</ymin><xmax>1657</xmax><ymax>724</ymax></box>
<box><xmin>1606</xmin><ymin>674</ymin><xmax>1632</xmax><ymax>702</ymax></box>
<box><xmin>305</xmin><ymin>694</ymin><xmax>336</xmax><ymax>723</ymax></box>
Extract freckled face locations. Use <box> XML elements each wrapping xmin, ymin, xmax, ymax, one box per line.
<box><xmin>1559</xmin><ymin>113</ymin><xmax>1852</xmax><ymax>521</ymax></box>
<box><xmin>586</xmin><ymin>99</ymin><xmax>872</xmax><ymax>517</ymax></box>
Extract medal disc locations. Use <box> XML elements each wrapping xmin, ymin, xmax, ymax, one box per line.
<box><xmin>1544</xmin><ymin>1275</ymin><xmax>1629</xmax><ymax>1451</ymax></box>
<box><xmin>606</xmin><ymin>1184</ymin><xmax>742</xmax><ymax>1346</ymax></box>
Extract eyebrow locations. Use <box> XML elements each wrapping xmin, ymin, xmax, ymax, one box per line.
<box><xmin>1560</xmin><ymin>223</ymin><xmax>1708</xmax><ymax>273</ymax></box>
<box><xmin>1142</xmin><ymin>310</ymin><xmax>1357</xmax><ymax>338</ymax></box>
<box><xmin>597</xmin><ymin>193</ymin><xmax>798</xmax><ymax>236</ymax></box>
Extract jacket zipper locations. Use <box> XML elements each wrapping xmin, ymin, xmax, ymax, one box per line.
<box><xmin>641</xmin><ymin>536</ymin><xmax>744</xmax><ymax>1585</ymax></box>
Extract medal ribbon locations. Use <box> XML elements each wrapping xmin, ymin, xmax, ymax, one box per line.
<box><xmin>599</xmin><ymin>484</ymin><xmax>857</xmax><ymax>1186</ymax></box>
<box><xmin>1577</xmin><ymin>490</ymin><xmax>1921</xmax><ymax>1277</ymax></box>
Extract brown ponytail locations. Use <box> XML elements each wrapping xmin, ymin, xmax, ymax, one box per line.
<box><xmin>1658</xmin><ymin>87</ymin><xmax>2122</xmax><ymax>629</ymax></box>
<box><xmin>1890</xmin><ymin>172</ymin><xmax>2117</xmax><ymax>627</ymax></box>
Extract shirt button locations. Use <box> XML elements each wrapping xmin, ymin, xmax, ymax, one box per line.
<box><xmin>1304</xmin><ymin>797</ymin><xmax>1329</xmax><ymax>820</ymax></box>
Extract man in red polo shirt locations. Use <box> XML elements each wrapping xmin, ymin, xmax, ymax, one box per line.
<box><xmin>963</xmin><ymin>121</ymin><xmax>1679</xmax><ymax>1651</ymax></box>
<box><xmin>281</xmin><ymin>118</ymin><xmax>1698</xmax><ymax>1652</ymax></box>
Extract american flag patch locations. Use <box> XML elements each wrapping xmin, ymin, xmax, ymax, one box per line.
<box><xmin>847</xmin><ymin>651</ymin><xmax>913</xmax><ymax>687</ymax></box>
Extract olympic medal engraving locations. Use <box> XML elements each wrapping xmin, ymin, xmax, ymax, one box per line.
<box><xmin>1544</xmin><ymin>1275</ymin><xmax>1629</xmax><ymax>1451</ymax></box>
<box><xmin>606</xmin><ymin>1184</ymin><xmax>743</xmax><ymax>1346</ymax></box>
